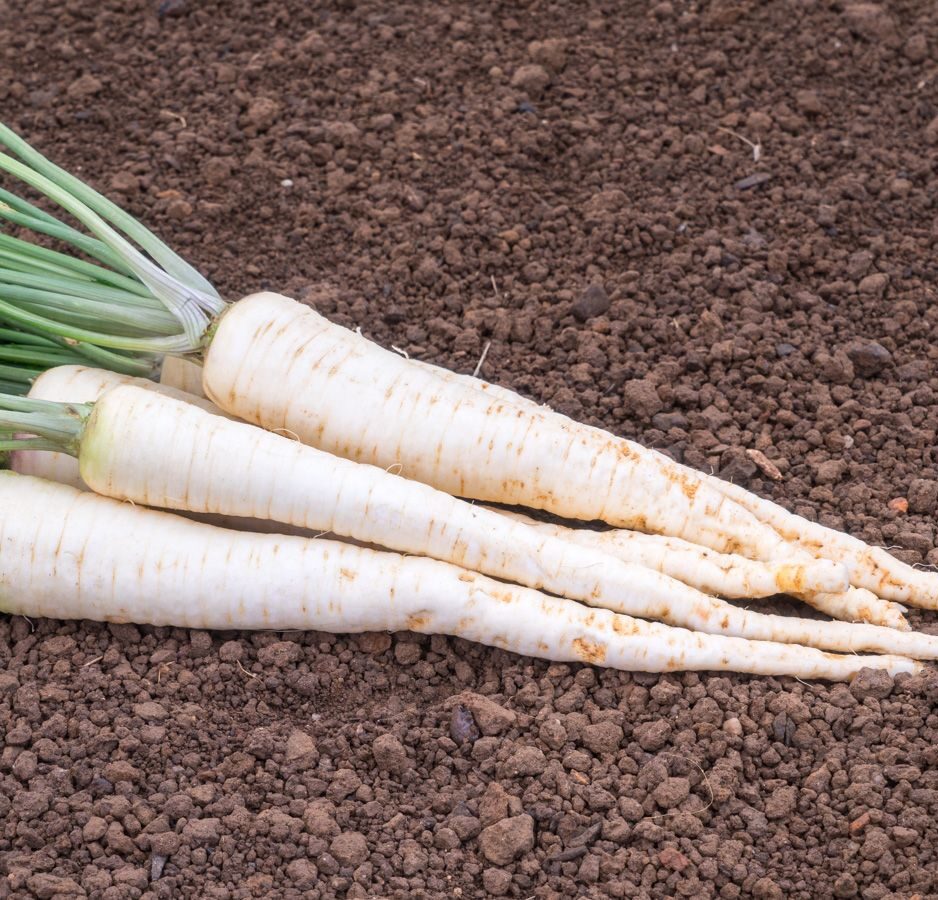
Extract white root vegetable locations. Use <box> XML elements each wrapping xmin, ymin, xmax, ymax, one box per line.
<box><xmin>16</xmin><ymin>373</ymin><xmax>906</xmax><ymax>641</ymax></box>
<box><xmin>490</xmin><ymin>509</ymin><xmax>906</xmax><ymax>630</ymax></box>
<box><xmin>0</xmin><ymin>471</ymin><xmax>920</xmax><ymax>681</ymax></box>
<box><xmin>791</xmin><ymin>587</ymin><xmax>907</xmax><ymax>631</ymax></box>
<box><xmin>465</xmin><ymin>369</ymin><xmax>932</xmax><ymax>611</ymax></box>
<box><xmin>24</xmin><ymin>383</ymin><xmax>938</xmax><ymax>659</ymax></box>
<box><xmin>26</xmin><ymin>372</ymin><xmax>906</xmax><ymax>630</ymax></box>
<box><xmin>708</xmin><ymin>475</ymin><xmax>938</xmax><ymax>607</ymax></box>
<box><xmin>486</xmin><ymin>511</ymin><xmax>905</xmax><ymax>631</ymax></box>
<box><xmin>160</xmin><ymin>355</ymin><xmax>207</xmax><ymax>397</ymax></box>
<box><xmin>202</xmin><ymin>294</ymin><xmax>800</xmax><ymax>561</ymax></box>
<box><xmin>25</xmin><ymin>364</ymin><xmax>223</xmax><ymax>415</ymax></box>
<box><xmin>23</xmin><ymin>370</ymin><xmax>874</xmax><ymax>626</ymax></box>
<box><xmin>18</xmin><ymin>368</ymin><xmax>874</xmax><ymax>614</ymax></box>
<box><xmin>200</xmin><ymin>293</ymin><xmax>931</xmax><ymax>620</ymax></box>
<box><xmin>409</xmin><ymin>357</ymin><xmax>547</xmax><ymax>410</ymax></box>
<box><xmin>11</xmin><ymin>365</ymin><xmax>225</xmax><ymax>490</ymax></box>
<box><xmin>13</xmin><ymin>367</ymin><xmax>907</xmax><ymax>650</ymax></box>
<box><xmin>12</xmin><ymin>366</ymin><xmax>308</xmax><ymax>538</ymax></box>
<box><xmin>11</xmin><ymin>366</ymin><xmax>139</xmax><ymax>489</ymax></box>
<box><xmin>73</xmin><ymin>387</ymin><xmax>867</xmax><ymax>632</ymax></box>
<box><xmin>7</xmin><ymin>361</ymin><xmax>911</xmax><ymax>631</ymax></box>
<box><xmin>490</xmin><ymin>508</ymin><xmax>843</xmax><ymax>600</ymax></box>
<box><xmin>9</xmin><ymin>434</ymin><xmax>85</xmax><ymax>491</ymax></box>
<box><xmin>369</xmin><ymin>351</ymin><xmax>916</xmax><ymax>627</ymax></box>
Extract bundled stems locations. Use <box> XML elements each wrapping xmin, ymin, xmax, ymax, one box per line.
<box><xmin>0</xmin><ymin>128</ymin><xmax>215</xmax><ymax>358</ymax></box>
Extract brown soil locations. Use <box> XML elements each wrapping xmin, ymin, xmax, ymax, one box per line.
<box><xmin>2</xmin><ymin>0</ymin><xmax>938</xmax><ymax>897</ymax></box>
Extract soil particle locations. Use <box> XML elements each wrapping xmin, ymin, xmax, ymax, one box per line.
<box><xmin>182</xmin><ymin>817</ymin><xmax>220</xmax><ymax>845</ymax></box>
<box><xmin>509</xmin><ymin>64</ymin><xmax>551</xmax><ymax>96</ymax></box>
<box><xmin>658</xmin><ymin>846</ymin><xmax>690</xmax><ymax>871</ymax></box>
<box><xmin>907</xmin><ymin>478</ymin><xmax>938</xmax><ymax>515</ymax></box>
<box><xmin>833</xmin><ymin>872</ymin><xmax>859</xmax><ymax>897</ymax></box>
<box><xmin>849</xmin><ymin>667</ymin><xmax>895</xmax><ymax>701</ymax></box>
<box><xmin>330</xmin><ymin>831</ymin><xmax>369</xmax><ymax>868</ymax></box>
<box><xmin>449</xmin><ymin>814</ymin><xmax>482</xmax><ymax>842</ymax></box>
<box><xmin>764</xmin><ymin>785</ymin><xmax>798</xmax><ymax>819</ymax></box>
<box><xmin>622</xmin><ymin>378</ymin><xmax>665</xmax><ymax>420</ymax></box>
<box><xmin>453</xmin><ymin>691</ymin><xmax>516</xmax><ymax>736</ymax></box>
<box><xmin>449</xmin><ymin>702</ymin><xmax>481</xmax><ymax>746</ymax></box>
<box><xmin>846</xmin><ymin>340</ymin><xmax>892</xmax><ymax>377</ymax></box>
<box><xmin>393</xmin><ymin>639</ymin><xmax>422</xmax><ymax>665</ymax></box>
<box><xmin>478</xmin><ymin>815</ymin><xmax>535</xmax><ymax>866</ymax></box>
<box><xmin>635</xmin><ymin>719</ymin><xmax>672</xmax><ymax>751</ymax></box>
<box><xmin>371</xmin><ymin>733</ymin><xmax>410</xmax><ymax>774</ymax></box>
<box><xmin>734</xmin><ymin>172</ymin><xmax>774</xmax><ymax>191</ymax></box>
<box><xmin>498</xmin><ymin>746</ymin><xmax>547</xmax><ymax>779</ymax></box>
<box><xmin>858</xmin><ymin>272</ymin><xmax>889</xmax><ymax>298</ymax></box>
<box><xmin>581</xmin><ymin>720</ymin><xmax>624</xmax><ymax>754</ymax></box>
<box><xmin>794</xmin><ymin>90</ymin><xmax>824</xmax><ymax>116</ymax></box>
<box><xmin>481</xmin><ymin>866</ymin><xmax>512</xmax><ymax>895</ymax></box>
<box><xmin>478</xmin><ymin>782</ymin><xmax>511</xmax><ymax>827</ymax></box>
<box><xmin>843</xmin><ymin>3</ymin><xmax>899</xmax><ymax>44</ymax></box>
<box><xmin>653</xmin><ymin>776</ymin><xmax>691</xmax><ymax>810</ymax></box>
<box><xmin>528</xmin><ymin>38</ymin><xmax>567</xmax><ymax>73</ymax></box>
<box><xmin>571</xmin><ymin>283</ymin><xmax>610</xmax><ymax>322</ymax></box>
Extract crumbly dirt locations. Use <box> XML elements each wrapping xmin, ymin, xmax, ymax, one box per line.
<box><xmin>3</xmin><ymin>0</ymin><xmax>938</xmax><ymax>897</ymax></box>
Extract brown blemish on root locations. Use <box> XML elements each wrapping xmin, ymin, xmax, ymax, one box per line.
<box><xmin>612</xmin><ymin>617</ymin><xmax>638</xmax><ymax>635</ymax></box>
<box><xmin>664</xmin><ymin>470</ymin><xmax>699</xmax><ymax>501</ymax></box>
<box><xmin>407</xmin><ymin>613</ymin><xmax>431</xmax><ymax>630</ymax></box>
<box><xmin>572</xmin><ymin>637</ymin><xmax>606</xmax><ymax>665</ymax></box>
<box><xmin>774</xmin><ymin>563</ymin><xmax>807</xmax><ymax>596</ymax></box>
<box><xmin>630</xmin><ymin>514</ymin><xmax>649</xmax><ymax>533</ymax></box>
<box><xmin>339</xmin><ymin>568</ymin><xmax>357</xmax><ymax>581</ymax></box>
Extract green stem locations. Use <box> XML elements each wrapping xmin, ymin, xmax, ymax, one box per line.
<box><xmin>73</xmin><ymin>342</ymin><xmax>163</xmax><ymax>380</ymax></box>
<box><xmin>0</xmin><ymin>264</ymin><xmax>174</xmax><ymax>314</ymax></box>
<box><xmin>67</xmin><ymin>342</ymin><xmax>160</xmax><ymax>377</ymax></box>
<box><xmin>0</xmin><ymin>193</ymin><xmax>135</xmax><ymax>276</ymax></box>
<box><xmin>0</xmin><ymin>148</ymin><xmax>221</xmax><ymax>346</ymax></box>
<box><xmin>2</xmin><ymin>283</ymin><xmax>181</xmax><ymax>336</ymax></box>
<box><xmin>0</xmin><ymin>322</ymin><xmax>159</xmax><ymax>377</ymax></box>
<box><xmin>0</xmin><ymin>233</ymin><xmax>154</xmax><ymax>299</ymax></box>
<box><xmin>0</xmin><ymin>297</ymin><xmax>191</xmax><ymax>354</ymax></box>
<box><xmin>0</xmin><ymin>124</ymin><xmax>231</xmax><ymax>366</ymax></box>
<box><xmin>0</xmin><ymin>346</ymin><xmax>85</xmax><ymax>368</ymax></box>
<box><xmin>0</xmin><ymin>327</ymin><xmax>64</xmax><ymax>349</ymax></box>
<box><xmin>0</xmin><ymin>394</ymin><xmax>89</xmax><ymax>455</ymax></box>
<box><xmin>0</xmin><ymin>437</ymin><xmax>61</xmax><ymax>452</ymax></box>
<box><xmin>0</xmin><ymin>125</ymin><xmax>220</xmax><ymax>300</ymax></box>
<box><xmin>0</xmin><ymin>380</ymin><xmax>26</xmax><ymax>392</ymax></box>
<box><xmin>0</xmin><ymin>360</ymin><xmax>43</xmax><ymax>384</ymax></box>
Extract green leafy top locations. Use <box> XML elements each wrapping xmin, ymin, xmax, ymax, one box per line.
<box><xmin>0</xmin><ymin>123</ymin><xmax>226</xmax><ymax>367</ymax></box>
